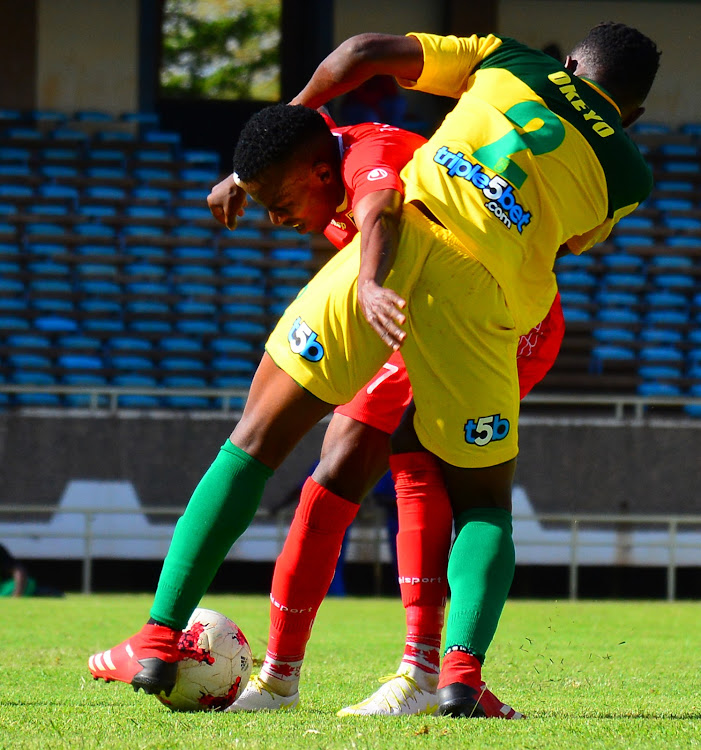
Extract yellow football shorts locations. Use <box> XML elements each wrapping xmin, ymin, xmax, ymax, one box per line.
<box><xmin>265</xmin><ymin>203</ymin><xmax>520</xmax><ymax>468</ymax></box>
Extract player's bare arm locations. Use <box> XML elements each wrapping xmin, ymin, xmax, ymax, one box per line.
<box><xmin>353</xmin><ymin>188</ymin><xmax>407</xmax><ymax>350</ymax></box>
<box><xmin>290</xmin><ymin>33</ymin><xmax>424</xmax><ymax>110</ymax></box>
<box><xmin>207</xmin><ymin>173</ymin><xmax>248</xmax><ymax>230</ymax></box>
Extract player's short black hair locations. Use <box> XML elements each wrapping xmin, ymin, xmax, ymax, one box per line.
<box><xmin>570</xmin><ymin>22</ymin><xmax>661</xmax><ymax>109</ymax></box>
<box><xmin>232</xmin><ymin>104</ymin><xmax>335</xmax><ymax>182</ymax></box>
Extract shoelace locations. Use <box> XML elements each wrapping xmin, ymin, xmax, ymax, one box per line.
<box><xmin>376</xmin><ymin>673</ymin><xmax>424</xmax><ymax>706</ymax></box>
<box><xmin>247</xmin><ymin>674</ymin><xmax>277</xmax><ymax>698</ymax></box>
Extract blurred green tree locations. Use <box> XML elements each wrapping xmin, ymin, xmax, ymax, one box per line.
<box><xmin>161</xmin><ymin>0</ymin><xmax>280</xmax><ymax>100</ymax></box>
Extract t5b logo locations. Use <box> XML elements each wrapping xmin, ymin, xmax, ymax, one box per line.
<box><xmin>464</xmin><ymin>414</ymin><xmax>510</xmax><ymax>446</ymax></box>
<box><xmin>288</xmin><ymin>317</ymin><xmax>325</xmax><ymax>362</ymax></box>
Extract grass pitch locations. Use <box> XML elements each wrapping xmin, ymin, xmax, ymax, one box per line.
<box><xmin>0</xmin><ymin>594</ymin><xmax>699</xmax><ymax>749</ymax></box>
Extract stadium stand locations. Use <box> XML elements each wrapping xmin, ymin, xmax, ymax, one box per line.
<box><xmin>0</xmin><ymin>112</ymin><xmax>699</xmax><ymax>412</ymax></box>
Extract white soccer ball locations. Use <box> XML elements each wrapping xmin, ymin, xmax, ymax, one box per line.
<box><xmin>156</xmin><ymin>608</ymin><xmax>253</xmax><ymax>712</ymax></box>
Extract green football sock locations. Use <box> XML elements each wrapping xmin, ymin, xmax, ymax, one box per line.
<box><xmin>444</xmin><ymin>507</ymin><xmax>515</xmax><ymax>662</ymax></box>
<box><xmin>150</xmin><ymin>440</ymin><xmax>273</xmax><ymax>629</ymax></box>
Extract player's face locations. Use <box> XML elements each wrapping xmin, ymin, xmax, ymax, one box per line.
<box><xmin>239</xmin><ymin>161</ymin><xmax>340</xmax><ymax>235</ymax></box>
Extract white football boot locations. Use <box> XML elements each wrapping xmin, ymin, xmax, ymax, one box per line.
<box><xmin>337</xmin><ymin>673</ymin><xmax>439</xmax><ymax>717</ymax></box>
<box><xmin>225</xmin><ymin>674</ymin><xmax>299</xmax><ymax>712</ymax></box>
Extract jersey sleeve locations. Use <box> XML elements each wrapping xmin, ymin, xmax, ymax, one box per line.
<box><xmin>566</xmin><ymin>203</ymin><xmax>641</xmax><ymax>255</ymax></box>
<box><xmin>342</xmin><ymin>125</ymin><xmax>426</xmax><ymax>205</ymax></box>
<box><xmin>397</xmin><ymin>32</ymin><xmax>504</xmax><ymax>99</ymax></box>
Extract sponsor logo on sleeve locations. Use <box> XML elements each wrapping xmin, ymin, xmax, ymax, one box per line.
<box><xmin>367</xmin><ymin>168</ymin><xmax>389</xmax><ymax>181</ymax></box>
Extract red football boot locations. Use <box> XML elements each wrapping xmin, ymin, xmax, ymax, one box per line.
<box><xmin>88</xmin><ymin>623</ymin><xmax>183</xmax><ymax>696</ymax></box>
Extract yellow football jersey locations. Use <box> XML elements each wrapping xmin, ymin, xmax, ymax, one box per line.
<box><xmin>399</xmin><ymin>33</ymin><xmax>652</xmax><ymax>332</ymax></box>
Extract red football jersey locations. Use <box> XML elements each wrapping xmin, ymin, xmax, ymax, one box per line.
<box><xmin>321</xmin><ymin>119</ymin><xmax>427</xmax><ymax>250</ymax></box>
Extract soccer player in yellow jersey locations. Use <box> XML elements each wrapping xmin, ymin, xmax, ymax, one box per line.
<box><xmin>88</xmin><ymin>23</ymin><xmax>659</xmax><ymax>718</ymax></box>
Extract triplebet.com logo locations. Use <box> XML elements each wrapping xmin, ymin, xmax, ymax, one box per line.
<box><xmin>433</xmin><ymin>146</ymin><xmax>532</xmax><ymax>232</ymax></box>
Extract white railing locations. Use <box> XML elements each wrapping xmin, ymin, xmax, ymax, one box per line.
<box><xmin>1</xmin><ymin>504</ymin><xmax>699</xmax><ymax>600</ymax></box>
<box><xmin>1</xmin><ymin>384</ymin><xmax>700</xmax><ymax>420</ymax></box>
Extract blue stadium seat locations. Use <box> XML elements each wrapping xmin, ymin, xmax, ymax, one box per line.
<box><xmin>663</xmin><ymin>161</ymin><xmax>701</xmax><ymax>174</ymax></box>
<box><xmin>121</xmin><ymin>225</ymin><xmax>165</xmax><ymax>238</ymax></box>
<box><xmin>25</xmin><ymin>222</ymin><xmax>66</xmax><ymax>238</ymax></box>
<box><xmin>82</xmin><ymin>318</ymin><xmax>125</xmax><ymax>334</ymax></box>
<box><xmin>0</xmin><ymin>184</ymin><xmax>33</xmax><ymax>200</ymax></box>
<box><xmin>0</xmin><ymin>164</ymin><xmax>32</xmax><ymax>178</ymax></box>
<box><xmin>133</xmin><ymin>186</ymin><xmax>173</xmax><ymax>203</ymax></box>
<box><xmin>684</xmin><ymin>384</ymin><xmax>701</xmax><ymax>418</ymax></box>
<box><xmin>601</xmin><ymin>254</ymin><xmax>644</xmax><ymax>271</ymax></box>
<box><xmin>172</xmin><ymin>264</ymin><xmax>215</xmax><ymax>280</ymax></box>
<box><xmin>134</xmin><ymin>167</ymin><xmax>172</xmax><ymax>182</ymax></box>
<box><xmin>175</xmin><ymin>300</ymin><xmax>217</xmax><ymax>317</ymax></box>
<box><xmin>124</xmin><ymin>245</ymin><xmax>167</xmax><ymax>260</ymax></box>
<box><xmin>211</xmin><ymin>357</ymin><xmax>255</xmax><ymax>375</ymax></box>
<box><xmin>84</xmin><ymin>186</ymin><xmax>127</xmax><ymax>202</ymax></box>
<box><xmin>29</xmin><ymin>204</ymin><xmax>70</xmax><ymax>217</ymax></box>
<box><xmin>125</xmin><ymin>262</ymin><xmax>167</xmax><ymax>279</ymax></box>
<box><xmin>0</xmin><ymin>315</ymin><xmax>30</xmax><ymax>331</ymax></box>
<box><xmin>270</xmin><ymin>247</ymin><xmax>313</xmax><ymax>262</ymax></box>
<box><xmin>109</xmin><ymin>336</ymin><xmax>152</xmax><ymax>352</ymax></box>
<box><xmin>654</xmin><ymin>274</ymin><xmax>695</xmax><ymax>291</ymax></box>
<box><xmin>161</xmin><ymin>375</ymin><xmax>210</xmax><ymax>409</ymax></box>
<box><xmin>85</xmin><ymin>166</ymin><xmax>127</xmax><ymax>181</ymax></box>
<box><xmin>7</xmin><ymin>333</ymin><xmax>52</xmax><ymax>350</ymax></box>
<box><xmin>129</xmin><ymin>320</ymin><xmax>173</xmax><ymax>334</ymax></box>
<box><xmin>0</xmin><ymin>146</ymin><xmax>31</xmax><ymax>163</ymax></box>
<box><xmin>640</xmin><ymin>328</ymin><xmax>683</xmax><ymax>344</ymax></box>
<box><xmin>75</xmin><ymin>243</ymin><xmax>119</xmax><ymax>257</ymax></box>
<box><xmin>173</xmin><ymin>246</ymin><xmax>217</xmax><ymax>262</ymax></box>
<box><xmin>126</xmin><ymin>205</ymin><xmax>168</xmax><ymax>220</ymax></box>
<box><xmin>80</xmin><ymin>205</ymin><xmax>118</xmax><ymax>219</ymax></box>
<box><xmin>639</xmin><ymin>346</ymin><xmax>684</xmax><ymax>364</ymax></box>
<box><xmin>58</xmin><ymin>335</ymin><xmax>103</xmax><ymax>351</ymax></box>
<box><xmin>125</xmin><ymin>281</ymin><xmax>170</xmax><ymax>297</ymax></box>
<box><xmin>614</xmin><ymin>235</ymin><xmax>655</xmax><ymax>250</ymax></box>
<box><xmin>79</xmin><ymin>280</ymin><xmax>122</xmax><ymax>297</ymax></box>
<box><xmin>595</xmin><ymin>290</ymin><xmax>639</xmax><ymax>308</ymax></box>
<box><xmin>112</xmin><ymin>373</ymin><xmax>162</xmax><ymax>409</ymax></box>
<box><xmin>134</xmin><ymin>149</ymin><xmax>172</xmax><ymax>163</ymax></box>
<box><xmin>222</xmin><ymin>247</ymin><xmax>265</xmax><ymax>263</ymax></box>
<box><xmin>172</xmin><ymin>226</ymin><xmax>213</xmax><ymax>240</ymax></box>
<box><xmin>174</xmin><ymin>205</ymin><xmax>213</xmax><ymax>222</ymax></box>
<box><xmin>601</xmin><ymin>272</ymin><xmax>647</xmax><ymax>292</ymax></box>
<box><xmin>639</xmin><ymin>364</ymin><xmax>682</xmax><ymax>381</ymax></box>
<box><xmin>160</xmin><ymin>337</ymin><xmax>201</xmax><ymax>353</ymax></box>
<box><xmin>222</xmin><ymin>320</ymin><xmax>267</xmax><ymax>337</ymax></box>
<box><xmin>74</xmin><ymin>223</ymin><xmax>116</xmax><ymax>239</ymax></box>
<box><xmin>78</xmin><ymin>299</ymin><xmax>122</xmax><ymax>316</ymax></box>
<box><xmin>645</xmin><ymin>291</ymin><xmax>688</xmax><ymax>309</ymax></box>
<box><xmin>77</xmin><ymin>263</ymin><xmax>118</xmax><ymax>278</ymax></box>
<box><xmin>182</xmin><ymin>150</ymin><xmax>219</xmax><ymax>168</ymax></box>
<box><xmin>125</xmin><ymin>299</ymin><xmax>170</xmax><ymax>316</ymax></box>
<box><xmin>662</xmin><ymin>216</ymin><xmax>701</xmax><ymax>232</ymax></box>
<box><xmin>87</xmin><ymin>148</ymin><xmax>125</xmax><ymax>165</ymax></box>
<box><xmin>211</xmin><ymin>338</ymin><xmax>254</xmax><ymax>354</ymax></box>
<box><xmin>592</xmin><ymin>328</ymin><xmax>635</xmax><ymax>344</ymax></box>
<box><xmin>8</xmin><ymin>352</ymin><xmax>53</xmax><ymax>370</ymax></box>
<box><xmin>110</xmin><ymin>354</ymin><xmax>154</xmax><ymax>371</ymax></box>
<box><xmin>590</xmin><ymin>345</ymin><xmax>635</xmax><ymax>373</ymax></box>
<box><xmin>57</xmin><ymin>354</ymin><xmax>105</xmax><ymax>371</ymax></box>
<box><xmin>175</xmin><ymin>319</ymin><xmax>218</xmax><ymax>336</ymax></box>
<box><xmin>40</xmin><ymin>165</ymin><xmax>79</xmax><ymax>180</ymax></box>
<box><xmin>637</xmin><ymin>382</ymin><xmax>681</xmax><ymax>397</ymax></box>
<box><xmin>597</xmin><ymin>308</ymin><xmax>640</xmax><ymax>325</ymax></box>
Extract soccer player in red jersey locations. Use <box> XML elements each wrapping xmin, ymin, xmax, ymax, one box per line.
<box><xmin>206</xmin><ymin>113</ymin><xmax>561</xmax><ymax>716</ymax></box>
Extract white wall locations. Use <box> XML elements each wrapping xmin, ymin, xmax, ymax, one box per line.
<box><xmin>333</xmin><ymin>0</ymin><xmax>443</xmax><ymax>42</ymax></box>
<box><xmin>36</xmin><ymin>0</ymin><xmax>139</xmax><ymax>114</ymax></box>
<box><xmin>498</xmin><ymin>0</ymin><xmax>701</xmax><ymax>125</ymax></box>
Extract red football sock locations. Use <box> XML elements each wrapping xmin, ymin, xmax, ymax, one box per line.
<box><xmin>391</xmin><ymin>452</ymin><xmax>452</xmax><ymax>675</ymax></box>
<box><xmin>267</xmin><ymin>477</ymin><xmax>359</xmax><ymax>665</ymax></box>
<box><xmin>438</xmin><ymin>649</ymin><xmax>482</xmax><ymax>691</ymax></box>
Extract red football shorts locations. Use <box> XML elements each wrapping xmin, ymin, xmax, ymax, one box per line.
<box><xmin>516</xmin><ymin>292</ymin><xmax>565</xmax><ymax>399</ymax></box>
<box><xmin>334</xmin><ymin>293</ymin><xmax>565</xmax><ymax>433</ymax></box>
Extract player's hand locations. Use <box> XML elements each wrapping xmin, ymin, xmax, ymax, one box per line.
<box><xmin>358</xmin><ymin>279</ymin><xmax>407</xmax><ymax>350</ymax></box>
<box><xmin>207</xmin><ymin>175</ymin><xmax>248</xmax><ymax>230</ymax></box>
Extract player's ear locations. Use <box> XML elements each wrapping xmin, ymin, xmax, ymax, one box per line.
<box><xmin>312</xmin><ymin>160</ymin><xmax>333</xmax><ymax>184</ymax></box>
<box><xmin>564</xmin><ymin>55</ymin><xmax>577</xmax><ymax>74</ymax></box>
